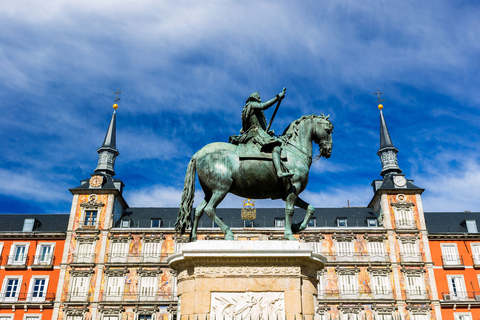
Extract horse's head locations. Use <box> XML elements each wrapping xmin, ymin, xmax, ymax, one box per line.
<box><xmin>313</xmin><ymin>114</ymin><xmax>333</xmax><ymax>159</ymax></box>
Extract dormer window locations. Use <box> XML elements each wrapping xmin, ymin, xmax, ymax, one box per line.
<box><xmin>367</xmin><ymin>218</ymin><xmax>378</xmax><ymax>227</ymax></box>
<box><xmin>337</xmin><ymin>218</ymin><xmax>347</xmax><ymax>227</ymax></box>
<box><xmin>308</xmin><ymin>218</ymin><xmax>316</xmax><ymax>227</ymax></box>
<box><xmin>22</xmin><ymin>219</ymin><xmax>35</xmax><ymax>232</ymax></box>
<box><xmin>244</xmin><ymin>220</ymin><xmax>254</xmax><ymax>228</ymax></box>
<box><xmin>274</xmin><ymin>218</ymin><xmax>285</xmax><ymax>228</ymax></box>
<box><xmin>466</xmin><ymin>219</ymin><xmax>478</xmax><ymax>233</ymax></box>
<box><xmin>121</xmin><ymin>220</ymin><xmax>131</xmax><ymax>228</ymax></box>
<box><xmin>151</xmin><ymin>219</ymin><xmax>162</xmax><ymax>228</ymax></box>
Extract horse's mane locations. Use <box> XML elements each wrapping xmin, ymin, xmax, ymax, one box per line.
<box><xmin>281</xmin><ymin>114</ymin><xmax>330</xmax><ymax>140</ymax></box>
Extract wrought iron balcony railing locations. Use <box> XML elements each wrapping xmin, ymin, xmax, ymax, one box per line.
<box><xmin>441</xmin><ymin>255</ymin><xmax>464</xmax><ymax>267</ymax></box>
<box><xmin>405</xmin><ymin>290</ymin><xmax>430</xmax><ymax>300</ymax></box>
<box><xmin>0</xmin><ymin>292</ymin><xmax>55</xmax><ymax>303</ymax></box>
<box><xmin>32</xmin><ymin>255</ymin><xmax>55</xmax><ymax>266</ymax></box>
<box><xmin>442</xmin><ymin>291</ymin><xmax>480</xmax><ymax>301</ymax></box>
<box><xmin>317</xmin><ymin>289</ymin><xmax>394</xmax><ymax>300</ymax></box>
<box><xmin>106</xmin><ymin>253</ymin><xmax>171</xmax><ymax>264</ymax></box>
<box><xmin>395</xmin><ymin>219</ymin><xmax>417</xmax><ymax>229</ymax></box>
<box><xmin>66</xmin><ymin>292</ymin><xmax>91</xmax><ymax>302</ymax></box>
<box><xmin>399</xmin><ymin>253</ymin><xmax>424</xmax><ymax>263</ymax></box>
<box><xmin>102</xmin><ymin>292</ymin><xmax>176</xmax><ymax>302</ymax></box>
<box><xmin>71</xmin><ymin>253</ymin><xmax>97</xmax><ymax>264</ymax></box>
<box><xmin>5</xmin><ymin>255</ymin><xmax>29</xmax><ymax>267</ymax></box>
<box><xmin>322</xmin><ymin>252</ymin><xmax>390</xmax><ymax>263</ymax></box>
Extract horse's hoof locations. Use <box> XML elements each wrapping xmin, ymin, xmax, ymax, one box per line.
<box><xmin>225</xmin><ymin>234</ymin><xmax>234</xmax><ymax>240</ymax></box>
<box><xmin>284</xmin><ymin>234</ymin><xmax>297</xmax><ymax>241</ymax></box>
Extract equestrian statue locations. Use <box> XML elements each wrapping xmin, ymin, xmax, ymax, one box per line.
<box><xmin>175</xmin><ymin>88</ymin><xmax>333</xmax><ymax>241</ymax></box>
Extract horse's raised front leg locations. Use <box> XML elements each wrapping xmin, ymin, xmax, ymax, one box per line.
<box><xmin>204</xmin><ymin>191</ymin><xmax>234</xmax><ymax>240</ymax></box>
<box><xmin>190</xmin><ymin>199</ymin><xmax>208</xmax><ymax>242</ymax></box>
<box><xmin>284</xmin><ymin>185</ymin><xmax>298</xmax><ymax>241</ymax></box>
<box><xmin>292</xmin><ymin>197</ymin><xmax>315</xmax><ymax>233</ymax></box>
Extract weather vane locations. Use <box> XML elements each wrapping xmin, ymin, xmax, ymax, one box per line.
<box><xmin>113</xmin><ymin>88</ymin><xmax>122</xmax><ymax>103</ymax></box>
<box><xmin>374</xmin><ymin>88</ymin><xmax>385</xmax><ymax>104</ymax></box>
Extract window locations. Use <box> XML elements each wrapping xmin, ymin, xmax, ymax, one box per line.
<box><xmin>394</xmin><ymin>206</ymin><xmax>414</xmax><ymax>229</ymax></box>
<box><xmin>274</xmin><ymin>218</ymin><xmax>285</xmax><ymax>228</ymax></box>
<box><xmin>244</xmin><ymin>220</ymin><xmax>254</xmax><ymax>228</ymax></box>
<box><xmin>466</xmin><ymin>220</ymin><xmax>478</xmax><ymax>233</ymax></box>
<box><xmin>371</xmin><ymin>274</ymin><xmax>391</xmax><ymax>298</ymax></box>
<box><xmin>336</xmin><ymin>218</ymin><xmax>347</xmax><ymax>227</ymax></box>
<box><xmin>455</xmin><ymin>313</ymin><xmax>472</xmax><ymax>320</ymax></box>
<box><xmin>143</xmin><ymin>241</ymin><xmax>162</xmax><ymax>263</ymax></box>
<box><xmin>8</xmin><ymin>244</ymin><xmax>29</xmax><ymax>265</ymax></box>
<box><xmin>335</xmin><ymin>240</ymin><xmax>354</xmax><ymax>261</ymax></box>
<box><xmin>151</xmin><ymin>219</ymin><xmax>162</xmax><ymax>228</ymax></box>
<box><xmin>28</xmin><ymin>277</ymin><xmax>49</xmax><ymax>302</ymax></box>
<box><xmin>405</xmin><ymin>274</ymin><xmax>425</xmax><ymax>299</ymax></box>
<box><xmin>120</xmin><ymin>220</ymin><xmax>130</xmax><ymax>228</ymax></box>
<box><xmin>25</xmin><ymin>316</ymin><xmax>41</xmax><ymax>320</ymax></box>
<box><xmin>84</xmin><ymin>210</ymin><xmax>97</xmax><ymax>227</ymax></box>
<box><xmin>341</xmin><ymin>313</ymin><xmax>360</xmax><ymax>320</ymax></box>
<box><xmin>367</xmin><ymin>218</ymin><xmax>377</xmax><ymax>227</ymax></box>
<box><xmin>441</xmin><ymin>244</ymin><xmax>461</xmax><ymax>266</ymax></box>
<box><xmin>76</xmin><ymin>242</ymin><xmax>95</xmax><ymax>263</ymax></box>
<box><xmin>105</xmin><ymin>276</ymin><xmax>124</xmax><ymax>301</ymax></box>
<box><xmin>368</xmin><ymin>241</ymin><xmax>386</xmax><ymax>261</ymax></box>
<box><xmin>138</xmin><ymin>315</ymin><xmax>152</xmax><ymax>320</ymax></box>
<box><xmin>66</xmin><ymin>316</ymin><xmax>83</xmax><ymax>320</ymax></box>
<box><xmin>23</xmin><ymin>218</ymin><xmax>35</xmax><ymax>232</ymax></box>
<box><xmin>0</xmin><ymin>316</ymin><xmax>13</xmax><ymax>320</ymax></box>
<box><xmin>411</xmin><ymin>315</ymin><xmax>428</xmax><ymax>320</ymax></box>
<box><xmin>339</xmin><ymin>273</ymin><xmax>357</xmax><ymax>298</ymax></box>
<box><xmin>139</xmin><ymin>276</ymin><xmax>158</xmax><ymax>300</ymax></box>
<box><xmin>447</xmin><ymin>275</ymin><xmax>467</xmax><ymax>300</ymax></box>
<box><xmin>103</xmin><ymin>316</ymin><xmax>119</xmax><ymax>320</ymax></box>
<box><xmin>110</xmin><ymin>241</ymin><xmax>129</xmax><ymax>263</ymax></box>
<box><xmin>1</xmin><ymin>277</ymin><xmax>22</xmax><ymax>302</ymax></box>
<box><xmin>471</xmin><ymin>243</ymin><xmax>480</xmax><ymax>265</ymax></box>
<box><xmin>308</xmin><ymin>218</ymin><xmax>316</xmax><ymax>227</ymax></box>
<box><xmin>70</xmin><ymin>276</ymin><xmax>89</xmax><ymax>301</ymax></box>
<box><xmin>34</xmin><ymin>244</ymin><xmax>54</xmax><ymax>265</ymax></box>
<box><xmin>375</xmin><ymin>315</ymin><xmax>393</xmax><ymax>320</ymax></box>
<box><xmin>400</xmin><ymin>239</ymin><xmax>420</xmax><ymax>262</ymax></box>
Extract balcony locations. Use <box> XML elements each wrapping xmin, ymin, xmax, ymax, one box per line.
<box><xmin>441</xmin><ymin>255</ymin><xmax>465</xmax><ymax>269</ymax></box>
<box><xmin>0</xmin><ymin>292</ymin><xmax>55</xmax><ymax>304</ymax></box>
<box><xmin>66</xmin><ymin>292</ymin><xmax>90</xmax><ymax>302</ymax></box>
<box><xmin>441</xmin><ymin>291</ymin><xmax>480</xmax><ymax>305</ymax></box>
<box><xmin>5</xmin><ymin>255</ymin><xmax>29</xmax><ymax>269</ymax></box>
<box><xmin>395</xmin><ymin>219</ymin><xmax>417</xmax><ymax>230</ymax></box>
<box><xmin>399</xmin><ymin>253</ymin><xmax>424</xmax><ymax>264</ymax></box>
<box><xmin>31</xmin><ymin>255</ymin><xmax>55</xmax><ymax>269</ymax></box>
<box><xmin>406</xmin><ymin>290</ymin><xmax>430</xmax><ymax>301</ymax></box>
<box><xmin>323</xmin><ymin>252</ymin><xmax>390</xmax><ymax>264</ymax></box>
<box><xmin>105</xmin><ymin>253</ymin><xmax>171</xmax><ymax>264</ymax></box>
<box><xmin>473</xmin><ymin>255</ymin><xmax>480</xmax><ymax>268</ymax></box>
<box><xmin>102</xmin><ymin>292</ymin><xmax>177</xmax><ymax>303</ymax></box>
<box><xmin>318</xmin><ymin>290</ymin><xmax>394</xmax><ymax>300</ymax></box>
<box><xmin>71</xmin><ymin>253</ymin><xmax>96</xmax><ymax>265</ymax></box>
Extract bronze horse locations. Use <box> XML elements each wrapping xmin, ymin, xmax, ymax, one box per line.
<box><xmin>175</xmin><ymin>114</ymin><xmax>333</xmax><ymax>241</ymax></box>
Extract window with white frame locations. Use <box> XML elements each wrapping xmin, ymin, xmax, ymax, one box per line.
<box><xmin>441</xmin><ymin>243</ymin><xmax>461</xmax><ymax>266</ymax></box>
<box><xmin>400</xmin><ymin>238</ymin><xmax>420</xmax><ymax>262</ymax></box>
<box><xmin>0</xmin><ymin>243</ymin><xmax>3</xmax><ymax>258</ymax></box>
<box><xmin>375</xmin><ymin>314</ymin><xmax>393</xmax><ymax>320</ymax></box>
<box><xmin>471</xmin><ymin>243</ymin><xmax>480</xmax><ymax>265</ymax></box>
<box><xmin>411</xmin><ymin>315</ymin><xmax>428</xmax><ymax>320</ymax></box>
<box><xmin>102</xmin><ymin>316</ymin><xmax>119</xmax><ymax>320</ymax></box>
<box><xmin>8</xmin><ymin>243</ymin><xmax>29</xmax><ymax>265</ymax></box>
<box><xmin>466</xmin><ymin>220</ymin><xmax>478</xmax><ymax>233</ymax></box>
<box><xmin>66</xmin><ymin>315</ymin><xmax>84</xmax><ymax>320</ymax></box>
<box><xmin>83</xmin><ymin>210</ymin><xmax>98</xmax><ymax>227</ymax></box>
<box><xmin>455</xmin><ymin>313</ymin><xmax>472</xmax><ymax>320</ymax></box>
<box><xmin>143</xmin><ymin>240</ymin><xmax>162</xmax><ymax>263</ymax></box>
<box><xmin>308</xmin><ymin>218</ymin><xmax>316</xmax><ymax>227</ymax></box>
<box><xmin>447</xmin><ymin>275</ymin><xmax>467</xmax><ymax>299</ymax></box>
<box><xmin>110</xmin><ymin>240</ymin><xmax>129</xmax><ymax>263</ymax></box>
<box><xmin>335</xmin><ymin>239</ymin><xmax>354</xmax><ymax>261</ymax></box>
<box><xmin>24</xmin><ymin>315</ymin><xmax>41</xmax><ymax>320</ymax></box>
<box><xmin>368</xmin><ymin>241</ymin><xmax>386</xmax><ymax>261</ymax></box>
<box><xmin>137</xmin><ymin>315</ymin><xmax>152</xmax><ymax>320</ymax></box>
<box><xmin>274</xmin><ymin>218</ymin><xmax>285</xmax><ymax>228</ymax></box>
<box><xmin>338</xmin><ymin>272</ymin><xmax>358</xmax><ymax>298</ymax></box>
<box><xmin>76</xmin><ymin>241</ymin><xmax>95</xmax><ymax>263</ymax></box>
<box><xmin>371</xmin><ymin>273</ymin><xmax>391</xmax><ymax>297</ymax></box>
<box><xmin>105</xmin><ymin>275</ymin><xmax>124</xmax><ymax>301</ymax></box>
<box><xmin>69</xmin><ymin>275</ymin><xmax>90</xmax><ymax>301</ymax></box>
<box><xmin>339</xmin><ymin>309</ymin><xmax>361</xmax><ymax>320</ymax></box>
<box><xmin>139</xmin><ymin>275</ymin><xmax>158</xmax><ymax>299</ymax></box>
<box><xmin>1</xmin><ymin>277</ymin><xmax>22</xmax><ymax>302</ymax></box>
<box><xmin>317</xmin><ymin>272</ymin><xmax>325</xmax><ymax>297</ymax></box>
<box><xmin>392</xmin><ymin>195</ymin><xmax>415</xmax><ymax>229</ymax></box>
<box><xmin>34</xmin><ymin>243</ymin><xmax>54</xmax><ymax>265</ymax></box>
<box><xmin>0</xmin><ymin>316</ymin><xmax>13</xmax><ymax>320</ymax></box>
<box><xmin>405</xmin><ymin>274</ymin><xmax>425</xmax><ymax>299</ymax></box>
<box><xmin>23</xmin><ymin>218</ymin><xmax>35</xmax><ymax>232</ymax></box>
<box><xmin>336</xmin><ymin>218</ymin><xmax>347</xmax><ymax>227</ymax></box>
<box><xmin>28</xmin><ymin>276</ymin><xmax>49</xmax><ymax>302</ymax></box>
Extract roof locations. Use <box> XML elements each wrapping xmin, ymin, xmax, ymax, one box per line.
<box><xmin>0</xmin><ymin>214</ymin><xmax>69</xmax><ymax>233</ymax></box>
<box><xmin>425</xmin><ymin>211</ymin><xmax>480</xmax><ymax>234</ymax></box>
<box><xmin>115</xmin><ymin>207</ymin><xmax>377</xmax><ymax>229</ymax></box>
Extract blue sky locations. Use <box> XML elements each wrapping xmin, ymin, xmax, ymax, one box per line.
<box><xmin>1</xmin><ymin>1</ymin><xmax>479</xmax><ymax>214</ymax></box>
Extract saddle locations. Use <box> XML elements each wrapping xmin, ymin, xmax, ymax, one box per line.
<box><xmin>232</xmin><ymin>140</ymin><xmax>287</xmax><ymax>161</ymax></box>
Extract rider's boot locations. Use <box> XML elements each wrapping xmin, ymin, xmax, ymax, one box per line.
<box><xmin>273</xmin><ymin>146</ymin><xmax>294</xmax><ymax>178</ymax></box>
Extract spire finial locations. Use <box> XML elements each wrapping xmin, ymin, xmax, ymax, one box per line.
<box><xmin>112</xmin><ymin>88</ymin><xmax>122</xmax><ymax>111</ymax></box>
<box><xmin>374</xmin><ymin>88</ymin><xmax>385</xmax><ymax>110</ymax></box>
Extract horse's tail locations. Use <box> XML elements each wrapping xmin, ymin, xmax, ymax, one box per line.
<box><xmin>175</xmin><ymin>157</ymin><xmax>197</xmax><ymax>235</ymax></box>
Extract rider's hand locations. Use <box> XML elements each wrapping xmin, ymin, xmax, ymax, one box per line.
<box><xmin>278</xmin><ymin>91</ymin><xmax>285</xmax><ymax>100</ymax></box>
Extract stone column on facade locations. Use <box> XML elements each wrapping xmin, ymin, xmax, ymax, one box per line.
<box><xmin>168</xmin><ymin>241</ymin><xmax>325</xmax><ymax>320</ymax></box>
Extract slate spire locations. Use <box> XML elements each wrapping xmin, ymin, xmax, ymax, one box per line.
<box><xmin>377</xmin><ymin>105</ymin><xmax>402</xmax><ymax>176</ymax></box>
<box><xmin>94</xmin><ymin>108</ymin><xmax>120</xmax><ymax>176</ymax></box>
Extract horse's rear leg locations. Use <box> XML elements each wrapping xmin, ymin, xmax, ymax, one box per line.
<box><xmin>292</xmin><ymin>197</ymin><xmax>315</xmax><ymax>232</ymax></box>
<box><xmin>190</xmin><ymin>199</ymin><xmax>208</xmax><ymax>242</ymax></box>
<box><xmin>284</xmin><ymin>187</ymin><xmax>298</xmax><ymax>241</ymax></box>
<box><xmin>204</xmin><ymin>191</ymin><xmax>234</xmax><ymax>240</ymax></box>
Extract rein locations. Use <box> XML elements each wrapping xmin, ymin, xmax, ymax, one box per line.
<box><xmin>281</xmin><ymin>136</ymin><xmax>312</xmax><ymax>167</ymax></box>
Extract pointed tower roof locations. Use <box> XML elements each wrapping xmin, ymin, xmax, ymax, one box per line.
<box><xmin>376</xmin><ymin>103</ymin><xmax>402</xmax><ymax>177</ymax></box>
<box><xmin>94</xmin><ymin>106</ymin><xmax>120</xmax><ymax>176</ymax></box>
<box><xmin>99</xmin><ymin>111</ymin><xmax>116</xmax><ymax>149</ymax></box>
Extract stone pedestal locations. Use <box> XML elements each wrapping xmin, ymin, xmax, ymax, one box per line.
<box><xmin>167</xmin><ymin>241</ymin><xmax>326</xmax><ymax>320</ymax></box>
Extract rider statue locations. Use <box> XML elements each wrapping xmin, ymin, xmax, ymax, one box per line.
<box><xmin>230</xmin><ymin>89</ymin><xmax>293</xmax><ymax>179</ymax></box>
